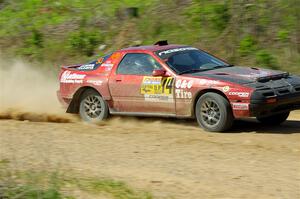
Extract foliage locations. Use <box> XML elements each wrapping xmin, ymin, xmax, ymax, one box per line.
<box><xmin>277</xmin><ymin>30</ymin><xmax>290</xmax><ymax>42</ymax></box>
<box><xmin>203</xmin><ymin>3</ymin><xmax>231</xmax><ymax>32</ymax></box>
<box><xmin>238</xmin><ymin>35</ymin><xmax>256</xmax><ymax>56</ymax></box>
<box><xmin>255</xmin><ymin>50</ymin><xmax>278</xmax><ymax>69</ymax></box>
<box><xmin>68</xmin><ymin>29</ymin><xmax>103</xmax><ymax>56</ymax></box>
<box><xmin>184</xmin><ymin>1</ymin><xmax>230</xmax><ymax>33</ymax></box>
<box><xmin>0</xmin><ymin>0</ymin><xmax>299</xmax><ymax>73</ymax></box>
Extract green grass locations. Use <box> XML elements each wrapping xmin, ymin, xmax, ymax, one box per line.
<box><xmin>0</xmin><ymin>159</ymin><xmax>10</xmax><ymax>165</ymax></box>
<box><xmin>0</xmin><ymin>168</ymin><xmax>153</xmax><ymax>199</ymax></box>
<box><xmin>76</xmin><ymin>178</ymin><xmax>153</xmax><ymax>199</ymax></box>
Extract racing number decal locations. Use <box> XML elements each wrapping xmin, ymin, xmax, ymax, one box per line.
<box><xmin>161</xmin><ymin>77</ymin><xmax>174</xmax><ymax>95</ymax></box>
<box><xmin>140</xmin><ymin>77</ymin><xmax>174</xmax><ymax>95</ymax></box>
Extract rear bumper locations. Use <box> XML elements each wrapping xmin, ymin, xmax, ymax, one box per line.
<box><xmin>57</xmin><ymin>90</ymin><xmax>69</xmax><ymax>108</ymax></box>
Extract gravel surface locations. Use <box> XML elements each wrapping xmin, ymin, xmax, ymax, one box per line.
<box><xmin>1</xmin><ymin>112</ymin><xmax>299</xmax><ymax>199</ymax></box>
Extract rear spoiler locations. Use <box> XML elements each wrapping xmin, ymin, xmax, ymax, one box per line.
<box><xmin>154</xmin><ymin>40</ymin><xmax>168</xmax><ymax>46</ymax></box>
<box><xmin>61</xmin><ymin>64</ymin><xmax>82</xmax><ymax>70</ymax></box>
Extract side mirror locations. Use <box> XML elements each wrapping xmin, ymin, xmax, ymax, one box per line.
<box><xmin>152</xmin><ymin>69</ymin><xmax>167</xmax><ymax>77</ymax></box>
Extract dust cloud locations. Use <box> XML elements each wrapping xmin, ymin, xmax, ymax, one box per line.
<box><xmin>0</xmin><ymin>56</ymin><xmax>74</xmax><ymax>123</ymax></box>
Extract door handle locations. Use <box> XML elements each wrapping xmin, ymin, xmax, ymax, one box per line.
<box><xmin>115</xmin><ymin>78</ymin><xmax>122</xmax><ymax>82</ymax></box>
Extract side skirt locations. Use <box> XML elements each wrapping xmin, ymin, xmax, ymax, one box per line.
<box><xmin>109</xmin><ymin>110</ymin><xmax>192</xmax><ymax>119</ymax></box>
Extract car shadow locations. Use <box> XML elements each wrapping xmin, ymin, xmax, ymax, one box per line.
<box><xmin>230</xmin><ymin>118</ymin><xmax>300</xmax><ymax>134</ymax></box>
<box><xmin>129</xmin><ymin>116</ymin><xmax>300</xmax><ymax>134</ymax></box>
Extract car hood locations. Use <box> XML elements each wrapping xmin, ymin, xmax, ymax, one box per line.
<box><xmin>189</xmin><ymin>66</ymin><xmax>289</xmax><ymax>84</ymax></box>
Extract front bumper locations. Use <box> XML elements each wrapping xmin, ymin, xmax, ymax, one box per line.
<box><xmin>248</xmin><ymin>76</ymin><xmax>300</xmax><ymax>117</ymax></box>
<box><xmin>250</xmin><ymin>93</ymin><xmax>300</xmax><ymax>117</ymax></box>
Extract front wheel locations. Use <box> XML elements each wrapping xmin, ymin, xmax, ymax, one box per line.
<box><xmin>195</xmin><ymin>93</ymin><xmax>234</xmax><ymax>132</ymax></box>
<box><xmin>79</xmin><ymin>89</ymin><xmax>109</xmax><ymax>123</ymax></box>
<box><xmin>256</xmin><ymin>112</ymin><xmax>290</xmax><ymax>125</ymax></box>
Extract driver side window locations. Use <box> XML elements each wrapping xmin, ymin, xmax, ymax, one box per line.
<box><xmin>117</xmin><ymin>53</ymin><xmax>162</xmax><ymax>75</ymax></box>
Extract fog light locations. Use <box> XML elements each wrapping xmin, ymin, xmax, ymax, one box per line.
<box><xmin>266</xmin><ymin>98</ymin><xmax>277</xmax><ymax>103</ymax></box>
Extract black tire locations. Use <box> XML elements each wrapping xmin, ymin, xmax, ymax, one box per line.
<box><xmin>79</xmin><ymin>89</ymin><xmax>109</xmax><ymax>123</ymax></box>
<box><xmin>256</xmin><ymin>112</ymin><xmax>290</xmax><ymax>125</ymax></box>
<box><xmin>195</xmin><ymin>92</ymin><xmax>234</xmax><ymax>132</ymax></box>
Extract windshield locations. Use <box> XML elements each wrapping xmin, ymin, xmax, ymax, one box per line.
<box><xmin>155</xmin><ymin>47</ymin><xmax>230</xmax><ymax>74</ymax></box>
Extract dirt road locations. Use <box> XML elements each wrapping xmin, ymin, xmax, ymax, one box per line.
<box><xmin>0</xmin><ymin>59</ymin><xmax>300</xmax><ymax>198</ymax></box>
<box><xmin>1</xmin><ymin>111</ymin><xmax>300</xmax><ymax>199</ymax></box>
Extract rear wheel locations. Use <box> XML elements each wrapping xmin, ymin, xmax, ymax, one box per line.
<box><xmin>79</xmin><ymin>89</ymin><xmax>109</xmax><ymax>123</ymax></box>
<box><xmin>256</xmin><ymin>112</ymin><xmax>290</xmax><ymax>125</ymax></box>
<box><xmin>195</xmin><ymin>92</ymin><xmax>234</xmax><ymax>132</ymax></box>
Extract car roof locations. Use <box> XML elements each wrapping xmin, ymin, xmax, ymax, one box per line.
<box><xmin>119</xmin><ymin>44</ymin><xmax>188</xmax><ymax>53</ymax></box>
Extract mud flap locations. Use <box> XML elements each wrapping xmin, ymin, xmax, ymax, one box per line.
<box><xmin>66</xmin><ymin>89</ymin><xmax>85</xmax><ymax>114</ymax></box>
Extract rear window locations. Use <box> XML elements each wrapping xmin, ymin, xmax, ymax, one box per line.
<box><xmin>117</xmin><ymin>53</ymin><xmax>162</xmax><ymax>75</ymax></box>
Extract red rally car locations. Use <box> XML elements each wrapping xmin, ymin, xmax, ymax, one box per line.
<box><xmin>57</xmin><ymin>41</ymin><xmax>300</xmax><ymax>132</ymax></box>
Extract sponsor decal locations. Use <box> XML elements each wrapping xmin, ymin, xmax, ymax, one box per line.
<box><xmin>142</xmin><ymin>77</ymin><xmax>161</xmax><ymax>85</ymax></box>
<box><xmin>144</xmin><ymin>94</ymin><xmax>174</xmax><ymax>102</ymax></box>
<box><xmin>78</xmin><ymin>64</ymin><xmax>95</xmax><ymax>70</ymax></box>
<box><xmin>175</xmin><ymin>79</ymin><xmax>193</xmax><ymax>99</ymax></box>
<box><xmin>232</xmin><ymin>103</ymin><xmax>249</xmax><ymax>110</ymax></box>
<box><xmin>175</xmin><ymin>89</ymin><xmax>192</xmax><ymax>99</ymax></box>
<box><xmin>87</xmin><ymin>79</ymin><xmax>103</xmax><ymax>86</ymax></box>
<box><xmin>199</xmin><ymin>79</ymin><xmax>219</xmax><ymax>85</ymax></box>
<box><xmin>229</xmin><ymin>92</ymin><xmax>250</xmax><ymax>98</ymax></box>
<box><xmin>101</xmin><ymin>63</ymin><xmax>114</xmax><ymax>67</ymax></box>
<box><xmin>175</xmin><ymin>79</ymin><xmax>193</xmax><ymax>89</ymax></box>
<box><xmin>101</xmin><ymin>61</ymin><xmax>114</xmax><ymax>71</ymax></box>
<box><xmin>222</xmin><ymin>86</ymin><xmax>230</xmax><ymax>92</ymax></box>
<box><xmin>198</xmin><ymin>79</ymin><xmax>220</xmax><ymax>87</ymax></box>
<box><xmin>96</xmin><ymin>57</ymin><xmax>104</xmax><ymax>64</ymax></box>
<box><xmin>60</xmin><ymin>71</ymin><xmax>86</xmax><ymax>84</ymax></box>
<box><xmin>158</xmin><ymin>47</ymin><xmax>198</xmax><ymax>56</ymax></box>
<box><xmin>141</xmin><ymin>76</ymin><xmax>174</xmax><ymax>102</ymax></box>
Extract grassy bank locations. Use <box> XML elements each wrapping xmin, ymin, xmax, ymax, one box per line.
<box><xmin>0</xmin><ymin>0</ymin><xmax>299</xmax><ymax>73</ymax></box>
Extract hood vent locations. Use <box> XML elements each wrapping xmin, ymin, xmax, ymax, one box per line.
<box><xmin>214</xmin><ymin>72</ymin><xmax>230</xmax><ymax>75</ymax></box>
<box><xmin>257</xmin><ymin>72</ymin><xmax>289</xmax><ymax>83</ymax></box>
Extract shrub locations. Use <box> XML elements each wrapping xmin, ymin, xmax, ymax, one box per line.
<box><xmin>255</xmin><ymin>50</ymin><xmax>278</xmax><ymax>69</ymax></box>
<box><xmin>209</xmin><ymin>4</ymin><xmax>231</xmax><ymax>31</ymax></box>
<box><xmin>185</xmin><ymin>2</ymin><xmax>230</xmax><ymax>32</ymax></box>
<box><xmin>68</xmin><ymin>29</ymin><xmax>103</xmax><ymax>57</ymax></box>
<box><xmin>277</xmin><ymin>29</ymin><xmax>289</xmax><ymax>42</ymax></box>
<box><xmin>239</xmin><ymin>35</ymin><xmax>256</xmax><ymax>56</ymax></box>
<box><xmin>29</xmin><ymin>29</ymin><xmax>44</xmax><ymax>48</ymax></box>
